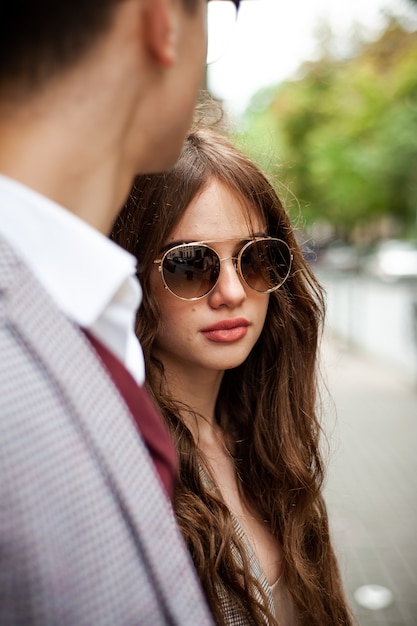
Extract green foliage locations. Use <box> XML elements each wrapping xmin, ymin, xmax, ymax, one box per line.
<box><xmin>241</xmin><ymin>17</ymin><xmax>417</xmax><ymax>240</ymax></box>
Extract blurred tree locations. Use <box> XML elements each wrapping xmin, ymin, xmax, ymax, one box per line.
<box><xmin>241</xmin><ymin>16</ymin><xmax>417</xmax><ymax>241</ymax></box>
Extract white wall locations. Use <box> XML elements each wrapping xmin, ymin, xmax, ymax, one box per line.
<box><xmin>316</xmin><ymin>271</ymin><xmax>417</xmax><ymax>384</ymax></box>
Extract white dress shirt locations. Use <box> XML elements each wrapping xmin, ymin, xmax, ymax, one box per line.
<box><xmin>0</xmin><ymin>174</ymin><xmax>145</xmax><ymax>384</ymax></box>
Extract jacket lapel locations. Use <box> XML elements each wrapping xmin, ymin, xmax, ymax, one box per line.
<box><xmin>0</xmin><ymin>236</ymin><xmax>212</xmax><ymax>625</ymax></box>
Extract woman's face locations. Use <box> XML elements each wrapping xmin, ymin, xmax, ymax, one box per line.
<box><xmin>150</xmin><ymin>179</ymin><xmax>270</xmax><ymax>380</ymax></box>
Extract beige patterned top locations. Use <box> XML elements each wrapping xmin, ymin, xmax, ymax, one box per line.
<box><xmin>200</xmin><ymin>465</ymin><xmax>299</xmax><ymax>625</ymax></box>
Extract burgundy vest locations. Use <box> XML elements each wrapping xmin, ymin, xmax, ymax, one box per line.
<box><xmin>84</xmin><ymin>331</ymin><xmax>177</xmax><ymax>499</ymax></box>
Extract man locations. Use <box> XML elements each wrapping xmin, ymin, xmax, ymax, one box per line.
<box><xmin>0</xmin><ymin>1</ymin><xmax>223</xmax><ymax>623</ymax></box>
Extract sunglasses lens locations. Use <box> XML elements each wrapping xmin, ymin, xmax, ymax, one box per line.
<box><xmin>241</xmin><ymin>239</ymin><xmax>292</xmax><ymax>292</ymax></box>
<box><xmin>162</xmin><ymin>245</ymin><xmax>219</xmax><ymax>299</ymax></box>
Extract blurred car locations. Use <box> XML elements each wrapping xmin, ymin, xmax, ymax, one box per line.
<box><xmin>316</xmin><ymin>241</ymin><xmax>360</xmax><ymax>273</ymax></box>
<box><xmin>363</xmin><ymin>240</ymin><xmax>417</xmax><ymax>282</ymax></box>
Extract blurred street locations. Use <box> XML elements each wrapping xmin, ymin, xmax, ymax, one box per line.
<box><xmin>322</xmin><ymin>331</ymin><xmax>417</xmax><ymax>626</ymax></box>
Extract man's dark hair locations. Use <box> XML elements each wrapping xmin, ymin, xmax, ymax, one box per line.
<box><xmin>0</xmin><ymin>1</ymin><xmax>126</xmax><ymax>100</ymax></box>
<box><xmin>0</xmin><ymin>0</ymin><xmax>203</xmax><ymax>102</ymax></box>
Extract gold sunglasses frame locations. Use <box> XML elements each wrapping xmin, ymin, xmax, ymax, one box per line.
<box><xmin>153</xmin><ymin>236</ymin><xmax>293</xmax><ymax>301</ymax></box>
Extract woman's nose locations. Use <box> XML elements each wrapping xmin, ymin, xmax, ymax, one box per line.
<box><xmin>208</xmin><ymin>258</ymin><xmax>246</xmax><ymax>308</ymax></box>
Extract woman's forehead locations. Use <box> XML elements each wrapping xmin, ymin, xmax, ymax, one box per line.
<box><xmin>167</xmin><ymin>179</ymin><xmax>266</xmax><ymax>243</ymax></box>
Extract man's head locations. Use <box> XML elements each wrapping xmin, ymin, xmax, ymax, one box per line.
<box><xmin>0</xmin><ymin>0</ymin><xmax>202</xmax><ymax>103</ymax></box>
<box><xmin>0</xmin><ymin>2</ymin><xmax>118</xmax><ymax>102</ymax></box>
<box><xmin>0</xmin><ymin>0</ymin><xmax>238</xmax><ymax>231</ymax></box>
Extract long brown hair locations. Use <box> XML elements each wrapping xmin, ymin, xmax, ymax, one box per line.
<box><xmin>111</xmin><ymin>127</ymin><xmax>354</xmax><ymax>626</ymax></box>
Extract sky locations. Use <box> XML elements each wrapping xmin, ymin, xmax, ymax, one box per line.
<box><xmin>207</xmin><ymin>0</ymin><xmax>416</xmax><ymax>117</ymax></box>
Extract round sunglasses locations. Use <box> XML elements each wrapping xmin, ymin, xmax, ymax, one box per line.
<box><xmin>153</xmin><ymin>237</ymin><xmax>293</xmax><ymax>301</ymax></box>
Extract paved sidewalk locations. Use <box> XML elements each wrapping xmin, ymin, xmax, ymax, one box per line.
<box><xmin>322</xmin><ymin>332</ymin><xmax>417</xmax><ymax>626</ymax></box>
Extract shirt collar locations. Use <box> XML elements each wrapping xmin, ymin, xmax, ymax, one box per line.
<box><xmin>0</xmin><ymin>174</ymin><xmax>139</xmax><ymax>327</ymax></box>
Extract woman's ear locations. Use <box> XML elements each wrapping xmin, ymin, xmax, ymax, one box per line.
<box><xmin>143</xmin><ymin>0</ymin><xmax>178</xmax><ymax>67</ymax></box>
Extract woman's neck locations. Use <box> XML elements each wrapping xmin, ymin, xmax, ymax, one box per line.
<box><xmin>155</xmin><ymin>356</ymin><xmax>284</xmax><ymax>586</ymax></box>
<box><xmin>155</xmin><ymin>357</ymin><xmax>224</xmax><ymax>440</ymax></box>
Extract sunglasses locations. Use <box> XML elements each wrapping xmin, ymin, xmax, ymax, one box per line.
<box><xmin>153</xmin><ymin>237</ymin><xmax>293</xmax><ymax>301</ymax></box>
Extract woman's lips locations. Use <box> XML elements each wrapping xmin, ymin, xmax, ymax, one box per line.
<box><xmin>201</xmin><ymin>318</ymin><xmax>249</xmax><ymax>343</ymax></box>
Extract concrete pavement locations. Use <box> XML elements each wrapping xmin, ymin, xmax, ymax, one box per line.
<box><xmin>322</xmin><ymin>331</ymin><xmax>417</xmax><ymax>625</ymax></box>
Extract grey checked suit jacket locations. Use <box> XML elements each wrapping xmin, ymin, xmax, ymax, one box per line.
<box><xmin>0</xmin><ymin>236</ymin><xmax>214</xmax><ymax>625</ymax></box>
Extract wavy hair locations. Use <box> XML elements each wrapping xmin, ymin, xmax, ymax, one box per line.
<box><xmin>111</xmin><ymin>127</ymin><xmax>354</xmax><ymax>626</ymax></box>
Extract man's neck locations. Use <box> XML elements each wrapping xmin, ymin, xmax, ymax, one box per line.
<box><xmin>0</xmin><ymin>90</ymin><xmax>139</xmax><ymax>235</ymax></box>
<box><xmin>0</xmin><ymin>2</ymin><xmax>148</xmax><ymax>235</ymax></box>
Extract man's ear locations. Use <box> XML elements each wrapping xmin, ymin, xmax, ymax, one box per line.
<box><xmin>143</xmin><ymin>0</ymin><xmax>178</xmax><ymax>67</ymax></box>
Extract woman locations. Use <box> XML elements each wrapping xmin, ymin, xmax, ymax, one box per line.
<box><xmin>111</xmin><ymin>128</ymin><xmax>354</xmax><ymax>626</ymax></box>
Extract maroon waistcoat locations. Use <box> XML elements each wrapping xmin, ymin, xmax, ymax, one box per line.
<box><xmin>84</xmin><ymin>331</ymin><xmax>177</xmax><ymax>499</ymax></box>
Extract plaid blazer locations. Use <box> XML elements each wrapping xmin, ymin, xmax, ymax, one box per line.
<box><xmin>0</xmin><ymin>236</ymin><xmax>213</xmax><ymax>626</ymax></box>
